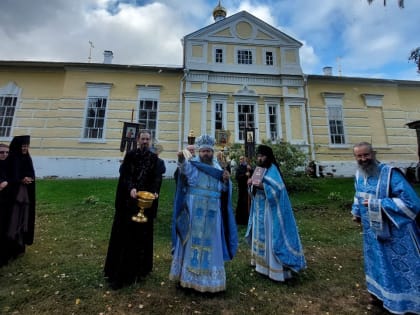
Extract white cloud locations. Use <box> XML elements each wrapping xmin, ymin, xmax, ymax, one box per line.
<box><xmin>0</xmin><ymin>0</ymin><xmax>418</xmax><ymax>80</ymax></box>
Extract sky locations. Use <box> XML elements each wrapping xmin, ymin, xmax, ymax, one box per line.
<box><xmin>1</xmin><ymin>0</ymin><xmax>419</xmax><ymax>80</ymax></box>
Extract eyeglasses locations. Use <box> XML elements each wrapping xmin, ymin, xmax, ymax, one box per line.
<box><xmin>0</xmin><ymin>151</ymin><xmax>9</xmax><ymax>154</ymax></box>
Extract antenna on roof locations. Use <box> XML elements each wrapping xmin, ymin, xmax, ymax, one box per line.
<box><xmin>88</xmin><ymin>41</ymin><xmax>95</xmax><ymax>63</ymax></box>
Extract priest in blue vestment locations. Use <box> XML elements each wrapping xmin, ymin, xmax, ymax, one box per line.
<box><xmin>352</xmin><ymin>142</ymin><xmax>420</xmax><ymax>314</ymax></box>
<box><xmin>245</xmin><ymin>145</ymin><xmax>306</xmax><ymax>281</ymax></box>
<box><xmin>169</xmin><ymin>134</ymin><xmax>238</xmax><ymax>293</ymax></box>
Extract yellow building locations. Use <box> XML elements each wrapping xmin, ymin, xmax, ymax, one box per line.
<box><xmin>0</xmin><ymin>7</ymin><xmax>419</xmax><ymax>178</ymax></box>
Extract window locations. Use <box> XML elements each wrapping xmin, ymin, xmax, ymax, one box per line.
<box><xmin>137</xmin><ymin>86</ymin><xmax>160</xmax><ymax>140</ymax></box>
<box><xmin>84</xmin><ymin>97</ymin><xmax>107</xmax><ymax>139</ymax></box>
<box><xmin>328</xmin><ymin>105</ymin><xmax>345</xmax><ymax>144</ymax></box>
<box><xmin>237</xmin><ymin>104</ymin><xmax>255</xmax><ymax>141</ymax></box>
<box><xmin>215</xmin><ymin>102</ymin><xmax>223</xmax><ymax>130</ymax></box>
<box><xmin>215</xmin><ymin>48</ymin><xmax>223</xmax><ymax>63</ymax></box>
<box><xmin>237</xmin><ymin>49</ymin><xmax>253</xmax><ymax>64</ymax></box>
<box><xmin>83</xmin><ymin>83</ymin><xmax>111</xmax><ymax>140</ymax></box>
<box><xmin>265</xmin><ymin>51</ymin><xmax>273</xmax><ymax>65</ymax></box>
<box><xmin>138</xmin><ymin>99</ymin><xmax>158</xmax><ymax>139</ymax></box>
<box><xmin>322</xmin><ymin>93</ymin><xmax>345</xmax><ymax>146</ymax></box>
<box><xmin>267</xmin><ymin>104</ymin><xmax>278</xmax><ymax>141</ymax></box>
<box><xmin>0</xmin><ymin>95</ymin><xmax>17</xmax><ymax>137</ymax></box>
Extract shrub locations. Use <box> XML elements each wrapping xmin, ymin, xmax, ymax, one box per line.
<box><xmin>227</xmin><ymin>140</ymin><xmax>310</xmax><ymax>192</ymax></box>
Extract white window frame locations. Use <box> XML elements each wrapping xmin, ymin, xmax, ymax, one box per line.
<box><xmin>214</xmin><ymin>46</ymin><xmax>226</xmax><ymax>64</ymax></box>
<box><xmin>137</xmin><ymin>86</ymin><xmax>161</xmax><ymax>141</ymax></box>
<box><xmin>210</xmin><ymin>98</ymin><xmax>227</xmax><ymax>136</ymax></box>
<box><xmin>0</xmin><ymin>82</ymin><xmax>20</xmax><ymax>139</ymax></box>
<box><xmin>81</xmin><ymin>83</ymin><xmax>112</xmax><ymax>142</ymax></box>
<box><xmin>265</xmin><ymin>102</ymin><xmax>281</xmax><ymax>142</ymax></box>
<box><xmin>263</xmin><ymin>49</ymin><xmax>275</xmax><ymax>66</ymax></box>
<box><xmin>327</xmin><ymin>105</ymin><xmax>346</xmax><ymax>145</ymax></box>
<box><xmin>322</xmin><ymin>93</ymin><xmax>347</xmax><ymax>147</ymax></box>
<box><xmin>235</xmin><ymin>47</ymin><xmax>256</xmax><ymax>65</ymax></box>
<box><xmin>235</xmin><ymin>101</ymin><xmax>257</xmax><ymax>142</ymax></box>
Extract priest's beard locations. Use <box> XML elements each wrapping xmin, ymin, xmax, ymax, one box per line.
<box><xmin>200</xmin><ymin>154</ymin><xmax>214</xmax><ymax>165</ymax></box>
<box><xmin>256</xmin><ymin>158</ymin><xmax>271</xmax><ymax>168</ymax></box>
<box><xmin>357</xmin><ymin>159</ymin><xmax>379</xmax><ymax>178</ymax></box>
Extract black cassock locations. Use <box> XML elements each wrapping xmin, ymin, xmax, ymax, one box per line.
<box><xmin>4</xmin><ymin>136</ymin><xmax>36</xmax><ymax>261</ymax></box>
<box><xmin>104</xmin><ymin>148</ymin><xmax>164</xmax><ymax>289</ymax></box>
<box><xmin>235</xmin><ymin>164</ymin><xmax>251</xmax><ymax>225</ymax></box>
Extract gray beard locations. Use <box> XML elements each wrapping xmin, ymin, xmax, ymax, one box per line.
<box><xmin>358</xmin><ymin>160</ymin><xmax>379</xmax><ymax>178</ymax></box>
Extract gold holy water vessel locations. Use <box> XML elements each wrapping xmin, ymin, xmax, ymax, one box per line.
<box><xmin>132</xmin><ymin>191</ymin><xmax>156</xmax><ymax>223</ymax></box>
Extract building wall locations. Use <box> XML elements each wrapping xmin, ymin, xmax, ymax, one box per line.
<box><xmin>1</xmin><ymin>10</ymin><xmax>419</xmax><ymax>179</ymax></box>
<box><xmin>307</xmin><ymin>77</ymin><xmax>420</xmax><ymax>177</ymax></box>
<box><xmin>0</xmin><ymin>64</ymin><xmax>183</xmax><ymax>178</ymax></box>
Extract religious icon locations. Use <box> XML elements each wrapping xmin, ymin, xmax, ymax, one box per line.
<box><xmin>120</xmin><ymin>122</ymin><xmax>140</xmax><ymax>152</ymax></box>
<box><xmin>126</xmin><ymin>127</ymin><xmax>136</xmax><ymax>139</ymax></box>
<box><xmin>247</xmin><ymin>131</ymin><xmax>253</xmax><ymax>143</ymax></box>
<box><xmin>245</xmin><ymin>128</ymin><xmax>255</xmax><ymax>158</ymax></box>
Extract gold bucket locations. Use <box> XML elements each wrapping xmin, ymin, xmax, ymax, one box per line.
<box><xmin>132</xmin><ymin>191</ymin><xmax>156</xmax><ymax>223</ymax></box>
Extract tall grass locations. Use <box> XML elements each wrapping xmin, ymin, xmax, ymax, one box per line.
<box><xmin>0</xmin><ymin>178</ymin><xmax>418</xmax><ymax>314</ymax></box>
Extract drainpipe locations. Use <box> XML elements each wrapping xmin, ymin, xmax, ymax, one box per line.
<box><xmin>303</xmin><ymin>74</ymin><xmax>319</xmax><ymax>177</ymax></box>
<box><xmin>178</xmin><ymin>69</ymin><xmax>188</xmax><ymax>150</ymax></box>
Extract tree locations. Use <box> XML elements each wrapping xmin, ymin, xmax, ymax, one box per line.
<box><xmin>409</xmin><ymin>47</ymin><xmax>420</xmax><ymax>73</ymax></box>
<box><xmin>367</xmin><ymin>0</ymin><xmax>404</xmax><ymax>8</ymax></box>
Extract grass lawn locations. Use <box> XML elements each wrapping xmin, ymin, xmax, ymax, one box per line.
<box><xmin>0</xmin><ymin>177</ymin><xmax>419</xmax><ymax>315</ymax></box>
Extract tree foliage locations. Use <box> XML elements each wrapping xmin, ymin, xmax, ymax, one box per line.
<box><xmin>228</xmin><ymin>140</ymin><xmax>313</xmax><ymax>192</ymax></box>
<box><xmin>367</xmin><ymin>0</ymin><xmax>404</xmax><ymax>8</ymax></box>
<box><xmin>409</xmin><ymin>47</ymin><xmax>420</xmax><ymax>73</ymax></box>
<box><xmin>262</xmin><ymin>140</ymin><xmax>307</xmax><ymax>178</ymax></box>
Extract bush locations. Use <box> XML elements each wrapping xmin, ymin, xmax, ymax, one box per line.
<box><xmin>227</xmin><ymin>140</ymin><xmax>310</xmax><ymax>192</ymax></box>
<box><xmin>261</xmin><ymin>140</ymin><xmax>307</xmax><ymax>179</ymax></box>
<box><xmin>284</xmin><ymin>176</ymin><xmax>315</xmax><ymax>193</ymax></box>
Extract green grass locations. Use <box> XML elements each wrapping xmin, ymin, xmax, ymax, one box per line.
<box><xmin>0</xmin><ymin>178</ymin><xmax>419</xmax><ymax>314</ymax></box>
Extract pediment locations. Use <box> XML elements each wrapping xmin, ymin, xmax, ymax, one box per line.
<box><xmin>0</xmin><ymin>81</ymin><xmax>20</xmax><ymax>94</ymax></box>
<box><xmin>213</xmin><ymin>27</ymin><xmax>233</xmax><ymax>37</ymax></box>
<box><xmin>184</xmin><ymin>11</ymin><xmax>301</xmax><ymax>47</ymax></box>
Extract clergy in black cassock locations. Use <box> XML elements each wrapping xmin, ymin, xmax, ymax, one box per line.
<box><xmin>104</xmin><ymin>130</ymin><xmax>163</xmax><ymax>289</ymax></box>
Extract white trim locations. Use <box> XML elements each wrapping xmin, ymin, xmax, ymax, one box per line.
<box><xmin>234</xmin><ymin>99</ymin><xmax>258</xmax><ymax>143</ymax></box>
<box><xmin>284</xmin><ymin>100</ymin><xmax>307</xmax><ymax>145</ymax></box>
<box><xmin>210</xmin><ymin>97</ymin><xmax>228</xmax><ymax>138</ymax></box>
<box><xmin>0</xmin><ymin>81</ymin><xmax>22</xmax><ymax>139</ymax></box>
<box><xmin>362</xmin><ymin>94</ymin><xmax>384</xmax><ymax>107</ymax></box>
<box><xmin>392</xmin><ymin>198</ymin><xmax>417</xmax><ymax>220</ymax></box>
<box><xmin>213</xmin><ymin>45</ymin><xmax>226</xmax><ymax>65</ymax></box>
<box><xmin>234</xmin><ymin>46</ymin><xmax>256</xmax><ymax>65</ymax></box>
<box><xmin>322</xmin><ymin>92</ymin><xmax>346</xmax><ymax>146</ymax></box>
<box><xmin>137</xmin><ymin>86</ymin><xmax>161</xmax><ymax>141</ymax></box>
<box><xmin>262</xmin><ymin>48</ymin><xmax>276</xmax><ymax>66</ymax></box>
<box><xmin>184</xmin><ymin>97</ymin><xmax>208</xmax><ymax>141</ymax></box>
<box><xmin>81</xmin><ymin>83</ymin><xmax>112</xmax><ymax>141</ymax></box>
<box><xmin>187</xmin><ymin>41</ymin><xmax>208</xmax><ymax>64</ymax></box>
<box><xmin>265</xmin><ymin>101</ymin><xmax>282</xmax><ymax>142</ymax></box>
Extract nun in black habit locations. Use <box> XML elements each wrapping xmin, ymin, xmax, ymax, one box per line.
<box><xmin>6</xmin><ymin>135</ymin><xmax>36</xmax><ymax>259</ymax></box>
<box><xmin>0</xmin><ymin>143</ymin><xmax>11</xmax><ymax>266</ymax></box>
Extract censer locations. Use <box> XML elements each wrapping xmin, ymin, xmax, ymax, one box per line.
<box><xmin>132</xmin><ymin>191</ymin><xmax>156</xmax><ymax>223</ymax></box>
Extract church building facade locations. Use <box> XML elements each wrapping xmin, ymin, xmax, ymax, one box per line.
<box><xmin>0</xmin><ymin>5</ymin><xmax>419</xmax><ymax>178</ymax></box>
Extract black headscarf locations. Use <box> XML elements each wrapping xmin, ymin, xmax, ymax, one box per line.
<box><xmin>6</xmin><ymin>135</ymin><xmax>36</xmax><ymax>246</ymax></box>
<box><xmin>9</xmin><ymin>135</ymin><xmax>30</xmax><ymax>155</ymax></box>
<box><xmin>8</xmin><ymin>135</ymin><xmax>35</xmax><ymax>180</ymax></box>
<box><xmin>256</xmin><ymin>144</ymin><xmax>283</xmax><ymax>177</ymax></box>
